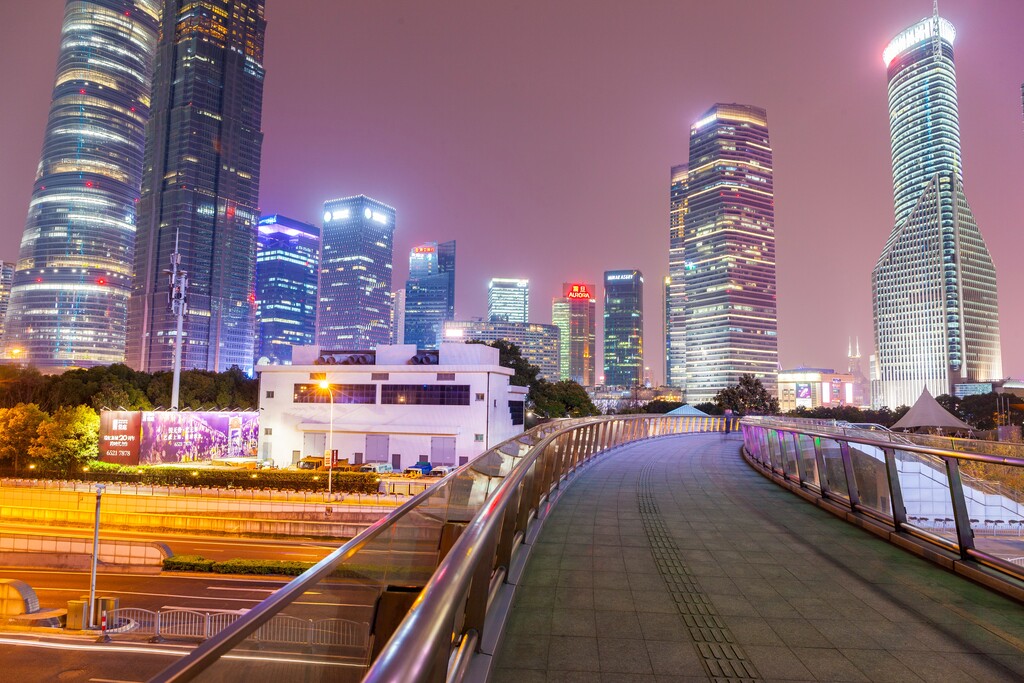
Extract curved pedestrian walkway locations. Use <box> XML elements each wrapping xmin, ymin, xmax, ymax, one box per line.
<box><xmin>493</xmin><ymin>433</ymin><xmax>1024</xmax><ymax>682</ymax></box>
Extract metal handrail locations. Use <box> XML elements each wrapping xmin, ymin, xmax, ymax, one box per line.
<box><xmin>150</xmin><ymin>420</ymin><xmax>567</xmax><ymax>683</ymax></box>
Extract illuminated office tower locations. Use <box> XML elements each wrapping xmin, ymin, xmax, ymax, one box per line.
<box><xmin>663</xmin><ymin>276</ymin><xmax>671</xmax><ymax>388</ymax></box>
<box><xmin>317</xmin><ymin>195</ymin><xmax>396</xmax><ymax>349</ymax></box>
<box><xmin>683</xmin><ymin>104</ymin><xmax>777</xmax><ymax>403</ymax></box>
<box><xmin>404</xmin><ymin>241</ymin><xmax>456</xmax><ymax>349</ymax></box>
<box><xmin>0</xmin><ymin>262</ymin><xmax>15</xmax><ymax>343</ymax></box>
<box><xmin>443</xmin><ymin>320</ymin><xmax>560</xmax><ymax>381</ymax></box>
<box><xmin>487</xmin><ymin>278</ymin><xmax>529</xmax><ymax>323</ymax></box>
<box><xmin>2</xmin><ymin>1</ymin><xmax>160</xmax><ymax>368</ymax></box>
<box><xmin>254</xmin><ymin>216</ymin><xmax>319</xmax><ymax>366</ymax></box>
<box><xmin>128</xmin><ymin>0</ymin><xmax>267</xmax><ymax>374</ymax></box>
<box><xmin>666</xmin><ymin>164</ymin><xmax>688</xmax><ymax>389</ymax></box>
<box><xmin>551</xmin><ymin>283</ymin><xmax>596</xmax><ymax>386</ymax></box>
<box><xmin>603</xmin><ymin>270</ymin><xmax>644</xmax><ymax>387</ymax></box>
<box><xmin>873</xmin><ymin>11</ymin><xmax>1001</xmax><ymax>409</ymax></box>
<box><xmin>391</xmin><ymin>289</ymin><xmax>406</xmax><ymax>344</ymax></box>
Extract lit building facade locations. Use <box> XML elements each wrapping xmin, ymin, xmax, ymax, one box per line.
<box><xmin>0</xmin><ymin>262</ymin><xmax>15</xmax><ymax>344</ymax></box>
<box><xmin>778</xmin><ymin>368</ymin><xmax>857</xmax><ymax>413</ymax></box>
<box><xmin>254</xmin><ymin>216</ymin><xmax>319</xmax><ymax>366</ymax></box>
<box><xmin>391</xmin><ymin>288</ymin><xmax>405</xmax><ymax>344</ymax></box>
<box><xmin>256</xmin><ymin>344</ymin><xmax>527</xmax><ymax>470</ymax></box>
<box><xmin>603</xmin><ymin>270</ymin><xmax>644</xmax><ymax>387</ymax></box>
<box><xmin>2</xmin><ymin>1</ymin><xmax>160</xmax><ymax>368</ymax></box>
<box><xmin>487</xmin><ymin>278</ymin><xmax>529</xmax><ymax>323</ymax></box>
<box><xmin>551</xmin><ymin>283</ymin><xmax>596</xmax><ymax>386</ymax></box>
<box><xmin>128</xmin><ymin>0</ymin><xmax>267</xmax><ymax>374</ymax></box>
<box><xmin>404</xmin><ymin>241</ymin><xmax>456</xmax><ymax>349</ymax></box>
<box><xmin>317</xmin><ymin>195</ymin><xmax>396</xmax><ymax>350</ymax></box>
<box><xmin>682</xmin><ymin>104</ymin><xmax>777</xmax><ymax>403</ymax></box>
<box><xmin>873</xmin><ymin>12</ymin><xmax>1001</xmax><ymax>409</ymax></box>
<box><xmin>443</xmin><ymin>319</ymin><xmax>561</xmax><ymax>381</ymax></box>
<box><xmin>666</xmin><ymin>164</ymin><xmax>688</xmax><ymax>389</ymax></box>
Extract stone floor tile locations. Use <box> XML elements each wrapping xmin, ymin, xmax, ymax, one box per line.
<box><xmin>598</xmin><ymin>638</ymin><xmax>653</xmax><ymax>674</ymax></box>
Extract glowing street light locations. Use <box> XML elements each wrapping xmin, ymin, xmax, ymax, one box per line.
<box><xmin>318</xmin><ymin>379</ymin><xmax>335</xmax><ymax>496</ymax></box>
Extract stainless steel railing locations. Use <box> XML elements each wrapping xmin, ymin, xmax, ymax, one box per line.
<box><xmin>150</xmin><ymin>413</ymin><xmax>735</xmax><ymax>683</ymax></box>
<box><xmin>740</xmin><ymin>416</ymin><xmax>1024</xmax><ymax>586</ymax></box>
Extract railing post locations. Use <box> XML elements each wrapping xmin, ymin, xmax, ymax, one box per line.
<box><xmin>883</xmin><ymin>448</ymin><xmax>907</xmax><ymax>528</ymax></box>
<box><xmin>838</xmin><ymin>440</ymin><xmax>861</xmax><ymax>509</ymax></box>
<box><xmin>462</xmin><ymin>529</ymin><xmax>500</xmax><ymax>646</ymax></box>
<box><xmin>495</xmin><ymin>485</ymin><xmax>522</xmax><ymax>571</ymax></box>
<box><xmin>813</xmin><ymin>436</ymin><xmax>830</xmax><ymax>496</ymax></box>
<box><xmin>944</xmin><ymin>456</ymin><xmax>976</xmax><ymax>560</ymax></box>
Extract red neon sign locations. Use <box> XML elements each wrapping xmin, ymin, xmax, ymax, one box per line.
<box><xmin>413</xmin><ymin>246</ymin><xmax>436</xmax><ymax>254</ymax></box>
<box><xmin>563</xmin><ymin>283</ymin><xmax>592</xmax><ymax>299</ymax></box>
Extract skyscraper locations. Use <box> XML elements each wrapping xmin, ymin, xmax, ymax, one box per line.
<box><xmin>317</xmin><ymin>195</ymin><xmax>396</xmax><ymax>350</ymax></box>
<box><xmin>391</xmin><ymin>288</ymin><xmax>406</xmax><ymax>344</ymax></box>
<box><xmin>1</xmin><ymin>1</ymin><xmax>160</xmax><ymax>368</ymax></box>
<box><xmin>603</xmin><ymin>270</ymin><xmax>644</xmax><ymax>387</ymax></box>
<box><xmin>487</xmin><ymin>278</ymin><xmax>529</xmax><ymax>323</ymax></box>
<box><xmin>443</xmin><ymin>320</ymin><xmax>561</xmax><ymax>381</ymax></box>
<box><xmin>254</xmin><ymin>216</ymin><xmax>319</xmax><ymax>366</ymax></box>
<box><xmin>0</xmin><ymin>262</ymin><xmax>16</xmax><ymax>344</ymax></box>
<box><xmin>551</xmin><ymin>283</ymin><xmax>596</xmax><ymax>386</ymax></box>
<box><xmin>873</xmin><ymin>11</ymin><xmax>1001</xmax><ymax>409</ymax></box>
<box><xmin>666</xmin><ymin>164</ymin><xmax>688</xmax><ymax>389</ymax></box>
<box><xmin>404</xmin><ymin>241</ymin><xmax>456</xmax><ymax>349</ymax></box>
<box><xmin>682</xmin><ymin>104</ymin><xmax>777</xmax><ymax>403</ymax></box>
<box><xmin>128</xmin><ymin>0</ymin><xmax>267</xmax><ymax>374</ymax></box>
<box><xmin>663</xmin><ymin>276</ymin><xmax>671</xmax><ymax>389</ymax></box>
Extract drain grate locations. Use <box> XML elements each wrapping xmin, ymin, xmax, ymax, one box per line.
<box><xmin>638</xmin><ymin>461</ymin><xmax>761</xmax><ymax>682</ymax></box>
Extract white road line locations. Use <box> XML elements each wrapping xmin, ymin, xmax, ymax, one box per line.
<box><xmin>207</xmin><ymin>587</ymin><xmax>277</xmax><ymax>593</ymax></box>
<box><xmin>161</xmin><ymin>606</ymin><xmax>248</xmax><ymax>614</ymax></box>
<box><xmin>33</xmin><ymin>588</ymin><xmax>261</xmax><ymax>603</ymax></box>
<box><xmin>0</xmin><ymin>569</ymin><xmax>289</xmax><ymax>583</ymax></box>
<box><xmin>89</xmin><ymin>678</ymin><xmax>143</xmax><ymax>682</ymax></box>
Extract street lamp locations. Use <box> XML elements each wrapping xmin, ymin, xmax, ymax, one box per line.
<box><xmin>88</xmin><ymin>483</ymin><xmax>106</xmax><ymax>629</ymax></box>
<box><xmin>318</xmin><ymin>380</ymin><xmax>335</xmax><ymax>496</ymax></box>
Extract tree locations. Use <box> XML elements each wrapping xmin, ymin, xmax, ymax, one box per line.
<box><xmin>467</xmin><ymin>340</ymin><xmax>540</xmax><ymax>388</ymax></box>
<box><xmin>0</xmin><ymin>403</ymin><xmax>47</xmax><ymax>473</ymax></box>
<box><xmin>643</xmin><ymin>400</ymin><xmax>683</xmax><ymax>414</ymax></box>
<box><xmin>530</xmin><ymin>380</ymin><xmax>600</xmax><ymax>418</ymax></box>
<box><xmin>30</xmin><ymin>405</ymin><xmax>100</xmax><ymax>476</ymax></box>
<box><xmin>713</xmin><ymin>374</ymin><xmax>779</xmax><ymax>416</ymax></box>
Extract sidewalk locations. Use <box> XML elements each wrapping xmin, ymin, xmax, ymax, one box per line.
<box><xmin>494</xmin><ymin>433</ymin><xmax>1024</xmax><ymax>682</ymax></box>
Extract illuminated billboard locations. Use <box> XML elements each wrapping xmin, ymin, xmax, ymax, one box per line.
<box><xmin>795</xmin><ymin>383</ymin><xmax>812</xmax><ymax>399</ymax></box>
<box><xmin>563</xmin><ymin>283</ymin><xmax>594</xmax><ymax>300</ymax></box>
<box><xmin>99</xmin><ymin>411</ymin><xmax>259</xmax><ymax>465</ymax></box>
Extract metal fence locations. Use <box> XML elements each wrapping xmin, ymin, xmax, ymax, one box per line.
<box><xmin>149</xmin><ymin>414</ymin><xmax>736</xmax><ymax>683</ymax></box>
<box><xmin>739</xmin><ymin>416</ymin><xmax>1024</xmax><ymax>584</ymax></box>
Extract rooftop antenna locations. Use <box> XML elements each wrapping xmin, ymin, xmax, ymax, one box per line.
<box><xmin>932</xmin><ymin>0</ymin><xmax>942</xmax><ymax>60</ymax></box>
<box><xmin>165</xmin><ymin>229</ymin><xmax>188</xmax><ymax>410</ymax></box>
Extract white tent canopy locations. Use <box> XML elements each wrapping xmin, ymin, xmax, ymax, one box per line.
<box><xmin>666</xmin><ymin>404</ymin><xmax>709</xmax><ymax>417</ymax></box>
<box><xmin>891</xmin><ymin>387</ymin><xmax>973</xmax><ymax>431</ymax></box>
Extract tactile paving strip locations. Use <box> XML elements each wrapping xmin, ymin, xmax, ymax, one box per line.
<box><xmin>638</xmin><ymin>461</ymin><xmax>761</xmax><ymax>682</ymax></box>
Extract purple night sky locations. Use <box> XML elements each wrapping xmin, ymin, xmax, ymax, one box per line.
<box><xmin>0</xmin><ymin>1</ymin><xmax>1021</xmax><ymax>384</ymax></box>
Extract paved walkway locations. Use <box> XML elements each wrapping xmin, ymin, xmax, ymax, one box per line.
<box><xmin>493</xmin><ymin>433</ymin><xmax>1024</xmax><ymax>682</ymax></box>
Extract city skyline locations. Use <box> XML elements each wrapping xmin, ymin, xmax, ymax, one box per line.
<box><xmin>1</xmin><ymin>2</ymin><xmax>1023</xmax><ymax>384</ymax></box>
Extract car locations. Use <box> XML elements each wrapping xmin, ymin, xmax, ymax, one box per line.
<box><xmin>427</xmin><ymin>466</ymin><xmax>453</xmax><ymax>478</ymax></box>
<box><xmin>358</xmin><ymin>463</ymin><xmax>394</xmax><ymax>474</ymax></box>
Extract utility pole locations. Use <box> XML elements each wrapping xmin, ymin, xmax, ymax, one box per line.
<box><xmin>166</xmin><ymin>230</ymin><xmax>188</xmax><ymax>411</ymax></box>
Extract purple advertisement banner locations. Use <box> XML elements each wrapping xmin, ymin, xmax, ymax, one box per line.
<box><xmin>101</xmin><ymin>411</ymin><xmax>259</xmax><ymax>465</ymax></box>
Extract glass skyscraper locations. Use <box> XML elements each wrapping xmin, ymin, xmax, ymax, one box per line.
<box><xmin>254</xmin><ymin>216</ymin><xmax>319</xmax><ymax>366</ymax></box>
<box><xmin>603</xmin><ymin>269</ymin><xmax>644</xmax><ymax>387</ymax></box>
<box><xmin>2</xmin><ymin>1</ymin><xmax>160</xmax><ymax>368</ymax></box>
<box><xmin>404</xmin><ymin>241</ymin><xmax>456</xmax><ymax>349</ymax></box>
<box><xmin>551</xmin><ymin>283</ymin><xmax>596</xmax><ymax>386</ymax></box>
<box><xmin>682</xmin><ymin>104</ymin><xmax>777</xmax><ymax>403</ymax></box>
<box><xmin>318</xmin><ymin>195</ymin><xmax>396</xmax><ymax>350</ymax></box>
<box><xmin>487</xmin><ymin>278</ymin><xmax>529</xmax><ymax>323</ymax></box>
<box><xmin>666</xmin><ymin>164</ymin><xmax>688</xmax><ymax>389</ymax></box>
<box><xmin>127</xmin><ymin>0</ymin><xmax>267</xmax><ymax>374</ymax></box>
<box><xmin>443</xmin><ymin>320</ymin><xmax>560</xmax><ymax>381</ymax></box>
<box><xmin>873</xmin><ymin>12</ymin><xmax>1001</xmax><ymax>409</ymax></box>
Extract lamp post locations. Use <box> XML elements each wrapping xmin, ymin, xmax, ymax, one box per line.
<box><xmin>88</xmin><ymin>483</ymin><xmax>106</xmax><ymax>629</ymax></box>
<box><xmin>318</xmin><ymin>380</ymin><xmax>335</xmax><ymax>496</ymax></box>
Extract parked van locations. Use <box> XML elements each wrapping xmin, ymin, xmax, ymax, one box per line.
<box><xmin>359</xmin><ymin>463</ymin><xmax>393</xmax><ymax>474</ymax></box>
<box><xmin>427</xmin><ymin>466</ymin><xmax>453</xmax><ymax>478</ymax></box>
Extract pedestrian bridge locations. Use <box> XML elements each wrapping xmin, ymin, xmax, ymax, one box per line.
<box><xmin>152</xmin><ymin>416</ymin><xmax>1024</xmax><ymax>682</ymax></box>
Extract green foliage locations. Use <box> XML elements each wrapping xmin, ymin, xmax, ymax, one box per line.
<box><xmin>0</xmin><ymin>403</ymin><xmax>47</xmax><ymax>471</ymax></box>
<box><xmin>530</xmin><ymin>380</ymin><xmax>600</xmax><ymax>418</ymax></box>
<box><xmin>30</xmin><ymin>405</ymin><xmax>100</xmax><ymax>476</ymax></box>
<box><xmin>693</xmin><ymin>402</ymin><xmax>722</xmax><ymax>416</ymax></box>
<box><xmin>643</xmin><ymin>400</ymin><xmax>683</xmax><ymax>414</ymax></box>
<box><xmin>467</xmin><ymin>339</ymin><xmax>540</xmax><ymax>388</ymax></box>
<box><xmin>783</xmin><ymin>403</ymin><xmax>910</xmax><ymax>428</ymax></box>
<box><xmin>163</xmin><ymin>555</ymin><xmax>215</xmax><ymax>572</ymax></box>
<box><xmin>146</xmin><ymin>367</ymin><xmax>257</xmax><ymax>410</ymax></box>
<box><xmin>713</xmin><ymin>375</ymin><xmax>780</xmax><ymax>416</ymax></box>
<box><xmin>210</xmin><ymin>558</ymin><xmax>315</xmax><ymax>576</ymax></box>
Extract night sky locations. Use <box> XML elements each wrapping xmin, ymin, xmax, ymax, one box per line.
<box><xmin>1</xmin><ymin>0</ymin><xmax>1021</xmax><ymax>384</ymax></box>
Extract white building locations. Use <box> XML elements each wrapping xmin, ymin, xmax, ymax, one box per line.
<box><xmin>256</xmin><ymin>343</ymin><xmax>527</xmax><ymax>470</ymax></box>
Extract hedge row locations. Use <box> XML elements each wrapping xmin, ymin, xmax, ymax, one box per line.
<box><xmin>163</xmin><ymin>555</ymin><xmax>434</xmax><ymax>581</ymax></box>
<box><xmin>18</xmin><ymin>464</ymin><xmax>381</xmax><ymax>494</ymax></box>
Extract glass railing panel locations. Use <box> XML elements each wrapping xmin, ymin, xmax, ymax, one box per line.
<box><xmin>954</xmin><ymin>459</ymin><xmax>1024</xmax><ymax>564</ymax></box>
<box><xmin>765</xmin><ymin>430</ymin><xmax>783</xmax><ymax>472</ymax></box>
<box><xmin>779</xmin><ymin>432</ymin><xmax>799</xmax><ymax>479</ymax></box>
<box><xmin>894</xmin><ymin>449</ymin><xmax>957</xmax><ymax>549</ymax></box>
<box><xmin>796</xmin><ymin>434</ymin><xmax>819</xmax><ymax>488</ymax></box>
<box><xmin>848</xmin><ymin>443</ymin><xmax>891</xmax><ymax>518</ymax></box>
<box><xmin>819</xmin><ymin>438</ymin><xmax>849</xmax><ymax>499</ymax></box>
<box><xmin>756</xmin><ymin>428</ymin><xmax>771</xmax><ymax>466</ymax></box>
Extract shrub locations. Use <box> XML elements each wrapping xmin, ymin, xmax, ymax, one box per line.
<box><xmin>163</xmin><ymin>555</ymin><xmax>215</xmax><ymax>572</ymax></box>
<box><xmin>211</xmin><ymin>558</ymin><xmax>315</xmax><ymax>576</ymax></box>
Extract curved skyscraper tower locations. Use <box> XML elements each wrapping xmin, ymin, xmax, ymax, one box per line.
<box><xmin>872</xmin><ymin>10</ymin><xmax>1001</xmax><ymax>409</ymax></box>
<box><xmin>2</xmin><ymin>1</ymin><xmax>160</xmax><ymax>368</ymax></box>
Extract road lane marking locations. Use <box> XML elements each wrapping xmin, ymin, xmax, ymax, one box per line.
<box><xmin>207</xmin><ymin>587</ymin><xmax>277</xmax><ymax>593</ymax></box>
<box><xmin>89</xmin><ymin>679</ymin><xmax>143</xmax><ymax>682</ymax></box>
<box><xmin>161</xmin><ymin>606</ymin><xmax>248</xmax><ymax>614</ymax></box>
